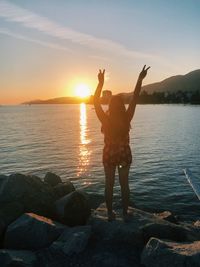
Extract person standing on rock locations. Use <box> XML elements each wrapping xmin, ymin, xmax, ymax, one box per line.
<box><xmin>94</xmin><ymin>66</ymin><xmax>150</xmax><ymax>221</ymax></box>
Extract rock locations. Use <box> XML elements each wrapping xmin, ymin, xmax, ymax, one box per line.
<box><xmin>154</xmin><ymin>211</ymin><xmax>178</xmax><ymax>224</ymax></box>
<box><xmin>0</xmin><ymin>202</ymin><xmax>24</xmax><ymax>243</ymax></box>
<box><xmin>0</xmin><ymin>173</ymin><xmax>56</xmax><ymax>217</ymax></box>
<box><xmin>50</xmin><ymin>225</ymin><xmax>91</xmax><ymax>256</ymax></box>
<box><xmin>44</xmin><ymin>172</ymin><xmax>62</xmax><ymax>187</ymax></box>
<box><xmin>0</xmin><ymin>219</ymin><xmax>6</xmax><ymax>245</ymax></box>
<box><xmin>89</xmin><ymin>203</ymin><xmax>200</xmax><ymax>252</ymax></box>
<box><xmin>90</xmin><ymin>252</ymin><xmax>136</xmax><ymax>267</ymax></box>
<box><xmin>0</xmin><ymin>175</ymin><xmax>8</xmax><ymax>190</ymax></box>
<box><xmin>0</xmin><ymin>202</ymin><xmax>24</xmax><ymax>226</ymax></box>
<box><xmin>54</xmin><ymin>190</ymin><xmax>91</xmax><ymax>226</ymax></box>
<box><xmin>194</xmin><ymin>220</ymin><xmax>200</xmax><ymax>227</ymax></box>
<box><xmin>87</xmin><ymin>193</ymin><xmax>104</xmax><ymax>209</ymax></box>
<box><xmin>0</xmin><ymin>249</ymin><xmax>37</xmax><ymax>267</ymax></box>
<box><xmin>141</xmin><ymin>237</ymin><xmax>200</xmax><ymax>267</ymax></box>
<box><xmin>141</xmin><ymin>220</ymin><xmax>200</xmax><ymax>244</ymax></box>
<box><xmin>4</xmin><ymin>213</ymin><xmax>65</xmax><ymax>250</ymax></box>
<box><xmin>53</xmin><ymin>181</ymin><xmax>75</xmax><ymax>199</ymax></box>
<box><xmin>88</xmin><ymin>203</ymin><xmax>148</xmax><ymax>249</ymax></box>
<box><xmin>141</xmin><ymin>222</ymin><xmax>188</xmax><ymax>243</ymax></box>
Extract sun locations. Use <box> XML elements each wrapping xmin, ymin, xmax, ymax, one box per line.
<box><xmin>75</xmin><ymin>84</ymin><xmax>91</xmax><ymax>98</ymax></box>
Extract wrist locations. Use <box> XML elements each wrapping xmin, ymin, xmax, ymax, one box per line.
<box><xmin>98</xmin><ymin>81</ymin><xmax>104</xmax><ymax>85</ymax></box>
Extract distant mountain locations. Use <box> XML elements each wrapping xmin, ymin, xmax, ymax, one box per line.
<box><xmin>22</xmin><ymin>69</ymin><xmax>200</xmax><ymax>104</ymax></box>
<box><xmin>22</xmin><ymin>96</ymin><xmax>93</xmax><ymax>105</ymax></box>
<box><xmin>142</xmin><ymin>69</ymin><xmax>200</xmax><ymax>93</ymax></box>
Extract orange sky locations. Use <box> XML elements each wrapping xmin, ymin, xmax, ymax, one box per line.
<box><xmin>0</xmin><ymin>0</ymin><xmax>199</xmax><ymax>104</ymax></box>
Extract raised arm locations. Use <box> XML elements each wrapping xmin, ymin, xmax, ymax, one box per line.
<box><xmin>126</xmin><ymin>65</ymin><xmax>150</xmax><ymax>121</ymax></box>
<box><xmin>94</xmin><ymin>69</ymin><xmax>108</xmax><ymax>124</ymax></box>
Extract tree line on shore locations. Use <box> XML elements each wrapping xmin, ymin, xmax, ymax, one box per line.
<box><xmin>98</xmin><ymin>89</ymin><xmax>200</xmax><ymax>105</ymax></box>
<box><xmin>137</xmin><ymin>90</ymin><xmax>200</xmax><ymax>104</ymax></box>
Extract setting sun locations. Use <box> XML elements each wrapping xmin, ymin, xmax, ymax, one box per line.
<box><xmin>75</xmin><ymin>84</ymin><xmax>91</xmax><ymax>98</ymax></box>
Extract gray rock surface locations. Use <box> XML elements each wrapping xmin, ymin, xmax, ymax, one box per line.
<box><xmin>0</xmin><ymin>173</ymin><xmax>56</xmax><ymax>217</ymax></box>
<box><xmin>54</xmin><ymin>190</ymin><xmax>91</xmax><ymax>226</ymax></box>
<box><xmin>0</xmin><ymin>249</ymin><xmax>37</xmax><ymax>267</ymax></box>
<box><xmin>154</xmin><ymin>210</ymin><xmax>178</xmax><ymax>224</ymax></box>
<box><xmin>4</xmin><ymin>213</ymin><xmax>65</xmax><ymax>250</ymax></box>
<box><xmin>50</xmin><ymin>225</ymin><xmax>91</xmax><ymax>256</ymax></box>
<box><xmin>0</xmin><ymin>219</ymin><xmax>6</xmax><ymax>244</ymax></box>
<box><xmin>141</xmin><ymin>237</ymin><xmax>200</xmax><ymax>267</ymax></box>
<box><xmin>0</xmin><ymin>202</ymin><xmax>24</xmax><ymax>226</ymax></box>
<box><xmin>0</xmin><ymin>202</ymin><xmax>24</xmax><ymax>243</ymax></box>
<box><xmin>44</xmin><ymin>172</ymin><xmax>62</xmax><ymax>187</ymax></box>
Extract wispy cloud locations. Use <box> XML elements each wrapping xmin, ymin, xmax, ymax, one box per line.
<box><xmin>0</xmin><ymin>0</ymin><xmax>154</xmax><ymax>59</ymax></box>
<box><xmin>0</xmin><ymin>27</ymin><xmax>72</xmax><ymax>52</ymax></box>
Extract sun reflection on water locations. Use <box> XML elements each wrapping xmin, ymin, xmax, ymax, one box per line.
<box><xmin>77</xmin><ymin>103</ymin><xmax>91</xmax><ymax>181</ymax></box>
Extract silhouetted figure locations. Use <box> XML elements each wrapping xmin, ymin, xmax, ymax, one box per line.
<box><xmin>94</xmin><ymin>66</ymin><xmax>150</xmax><ymax>221</ymax></box>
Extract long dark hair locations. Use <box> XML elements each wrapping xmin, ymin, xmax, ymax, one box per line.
<box><xmin>102</xmin><ymin>95</ymin><xmax>130</xmax><ymax>140</ymax></box>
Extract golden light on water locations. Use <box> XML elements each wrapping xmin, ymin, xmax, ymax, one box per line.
<box><xmin>77</xmin><ymin>103</ymin><xmax>91</xmax><ymax>180</ymax></box>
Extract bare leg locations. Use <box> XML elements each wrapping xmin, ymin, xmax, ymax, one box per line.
<box><xmin>104</xmin><ymin>164</ymin><xmax>116</xmax><ymax>219</ymax></box>
<box><xmin>118</xmin><ymin>164</ymin><xmax>130</xmax><ymax>215</ymax></box>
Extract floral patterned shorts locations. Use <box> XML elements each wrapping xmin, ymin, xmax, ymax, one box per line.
<box><xmin>103</xmin><ymin>144</ymin><xmax>132</xmax><ymax>167</ymax></box>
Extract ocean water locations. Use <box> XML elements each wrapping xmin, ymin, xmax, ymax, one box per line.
<box><xmin>0</xmin><ymin>104</ymin><xmax>200</xmax><ymax>221</ymax></box>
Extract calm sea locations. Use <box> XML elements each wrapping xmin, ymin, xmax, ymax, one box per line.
<box><xmin>0</xmin><ymin>104</ymin><xmax>200</xmax><ymax>221</ymax></box>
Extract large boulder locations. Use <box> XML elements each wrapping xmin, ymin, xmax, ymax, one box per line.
<box><xmin>44</xmin><ymin>172</ymin><xmax>62</xmax><ymax>187</ymax></box>
<box><xmin>0</xmin><ymin>219</ymin><xmax>6</xmax><ymax>245</ymax></box>
<box><xmin>88</xmin><ymin>203</ymin><xmax>146</xmax><ymax>249</ymax></box>
<box><xmin>4</xmin><ymin>213</ymin><xmax>65</xmax><ymax>250</ymax></box>
<box><xmin>141</xmin><ymin>221</ymin><xmax>200</xmax><ymax>244</ymax></box>
<box><xmin>0</xmin><ymin>173</ymin><xmax>56</xmax><ymax>217</ymax></box>
<box><xmin>0</xmin><ymin>175</ymin><xmax>8</xmax><ymax>191</ymax></box>
<box><xmin>141</xmin><ymin>222</ymin><xmax>187</xmax><ymax>243</ymax></box>
<box><xmin>89</xmin><ymin>203</ymin><xmax>200</xmax><ymax>250</ymax></box>
<box><xmin>0</xmin><ymin>202</ymin><xmax>24</xmax><ymax>243</ymax></box>
<box><xmin>53</xmin><ymin>181</ymin><xmax>75</xmax><ymax>199</ymax></box>
<box><xmin>90</xmin><ymin>251</ymin><xmax>140</xmax><ymax>267</ymax></box>
<box><xmin>0</xmin><ymin>250</ymin><xmax>37</xmax><ymax>267</ymax></box>
<box><xmin>50</xmin><ymin>225</ymin><xmax>91</xmax><ymax>256</ymax></box>
<box><xmin>54</xmin><ymin>190</ymin><xmax>91</xmax><ymax>226</ymax></box>
<box><xmin>0</xmin><ymin>202</ymin><xmax>24</xmax><ymax>226</ymax></box>
<box><xmin>141</xmin><ymin>237</ymin><xmax>200</xmax><ymax>267</ymax></box>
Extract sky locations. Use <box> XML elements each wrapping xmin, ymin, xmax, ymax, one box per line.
<box><xmin>0</xmin><ymin>0</ymin><xmax>199</xmax><ymax>104</ymax></box>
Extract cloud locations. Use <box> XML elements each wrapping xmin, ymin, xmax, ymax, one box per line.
<box><xmin>0</xmin><ymin>27</ymin><xmax>72</xmax><ymax>52</ymax></box>
<box><xmin>0</xmin><ymin>0</ymin><xmax>154</xmax><ymax>59</ymax></box>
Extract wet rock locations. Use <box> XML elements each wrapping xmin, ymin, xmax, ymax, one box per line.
<box><xmin>54</xmin><ymin>190</ymin><xmax>91</xmax><ymax>226</ymax></box>
<box><xmin>50</xmin><ymin>225</ymin><xmax>91</xmax><ymax>256</ymax></box>
<box><xmin>53</xmin><ymin>181</ymin><xmax>75</xmax><ymax>199</ymax></box>
<box><xmin>4</xmin><ymin>213</ymin><xmax>65</xmax><ymax>250</ymax></box>
<box><xmin>0</xmin><ymin>249</ymin><xmax>37</xmax><ymax>267</ymax></box>
<box><xmin>154</xmin><ymin>211</ymin><xmax>178</xmax><ymax>224</ymax></box>
<box><xmin>141</xmin><ymin>237</ymin><xmax>200</xmax><ymax>267</ymax></box>
<box><xmin>44</xmin><ymin>172</ymin><xmax>62</xmax><ymax>187</ymax></box>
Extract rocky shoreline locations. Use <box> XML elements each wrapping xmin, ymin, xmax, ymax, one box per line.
<box><xmin>1</xmin><ymin>172</ymin><xmax>200</xmax><ymax>267</ymax></box>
